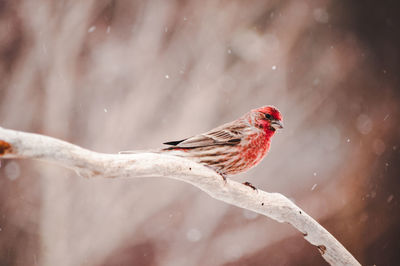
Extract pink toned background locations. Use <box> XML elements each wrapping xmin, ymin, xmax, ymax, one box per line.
<box><xmin>0</xmin><ymin>1</ymin><xmax>399</xmax><ymax>265</ymax></box>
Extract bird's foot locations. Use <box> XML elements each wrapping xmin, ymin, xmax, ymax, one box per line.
<box><xmin>215</xmin><ymin>169</ymin><xmax>227</xmax><ymax>184</ymax></box>
<box><xmin>243</xmin><ymin>181</ymin><xmax>257</xmax><ymax>191</ymax></box>
<box><xmin>219</xmin><ymin>173</ymin><xmax>227</xmax><ymax>184</ymax></box>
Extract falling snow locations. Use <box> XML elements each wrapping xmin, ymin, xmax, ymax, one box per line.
<box><xmin>383</xmin><ymin>114</ymin><xmax>390</xmax><ymax>120</ymax></box>
<box><xmin>0</xmin><ymin>1</ymin><xmax>397</xmax><ymax>265</ymax></box>
<box><xmin>88</xmin><ymin>26</ymin><xmax>96</xmax><ymax>33</ymax></box>
<box><xmin>387</xmin><ymin>195</ymin><xmax>394</xmax><ymax>203</ymax></box>
<box><xmin>356</xmin><ymin>114</ymin><xmax>373</xmax><ymax>135</ymax></box>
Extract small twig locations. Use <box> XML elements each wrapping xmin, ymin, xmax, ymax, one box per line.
<box><xmin>0</xmin><ymin>127</ymin><xmax>360</xmax><ymax>265</ymax></box>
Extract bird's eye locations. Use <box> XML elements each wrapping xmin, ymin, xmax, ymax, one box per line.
<box><xmin>265</xmin><ymin>113</ymin><xmax>272</xmax><ymax>119</ymax></box>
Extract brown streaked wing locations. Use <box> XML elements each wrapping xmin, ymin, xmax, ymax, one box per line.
<box><xmin>166</xmin><ymin>120</ymin><xmax>246</xmax><ymax>148</ymax></box>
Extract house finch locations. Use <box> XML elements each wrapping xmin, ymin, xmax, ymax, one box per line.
<box><xmin>162</xmin><ymin>106</ymin><xmax>283</xmax><ymax>180</ymax></box>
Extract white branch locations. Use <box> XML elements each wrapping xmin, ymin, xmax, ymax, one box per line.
<box><xmin>0</xmin><ymin>127</ymin><xmax>360</xmax><ymax>265</ymax></box>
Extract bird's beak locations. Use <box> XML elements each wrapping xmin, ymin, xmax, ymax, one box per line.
<box><xmin>271</xmin><ymin>120</ymin><xmax>284</xmax><ymax>129</ymax></box>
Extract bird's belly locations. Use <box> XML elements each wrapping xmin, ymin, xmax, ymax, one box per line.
<box><xmin>232</xmin><ymin>137</ymin><xmax>270</xmax><ymax>173</ymax></box>
<box><xmin>163</xmin><ymin>137</ymin><xmax>270</xmax><ymax>175</ymax></box>
<box><xmin>213</xmin><ymin>137</ymin><xmax>270</xmax><ymax>175</ymax></box>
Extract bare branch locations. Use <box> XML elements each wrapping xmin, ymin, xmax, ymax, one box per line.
<box><xmin>0</xmin><ymin>127</ymin><xmax>360</xmax><ymax>265</ymax></box>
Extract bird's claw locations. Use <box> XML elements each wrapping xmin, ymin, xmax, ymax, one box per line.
<box><xmin>205</xmin><ymin>166</ymin><xmax>227</xmax><ymax>184</ymax></box>
<box><xmin>243</xmin><ymin>181</ymin><xmax>257</xmax><ymax>191</ymax></box>
<box><xmin>220</xmin><ymin>173</ymin><xmax>227</xmax><ymax>184</ymax></box>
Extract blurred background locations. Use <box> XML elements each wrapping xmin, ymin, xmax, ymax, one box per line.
<box><xmin>0</xmin><ymin>0</ymin><xmax>399</xmax><ymax>265</ymax></box>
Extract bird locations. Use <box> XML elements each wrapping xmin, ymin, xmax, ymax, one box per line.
<box><xmin>162</xmin><ymin>106</ymin><xmax>283</xmax><ymax>184</ymax></box>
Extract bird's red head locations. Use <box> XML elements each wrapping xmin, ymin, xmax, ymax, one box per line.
<box><xmin>251</xmin><ymin>106</ymin><xmax>284</xmax><ymax>133</ymax></box>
